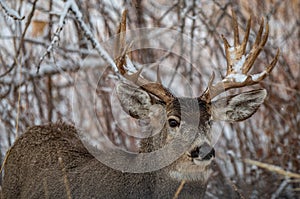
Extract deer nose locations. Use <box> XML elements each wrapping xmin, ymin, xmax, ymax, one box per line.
<box><xmin>190</xmin><ymin>143</ymin><xmax>215</xmax><ymax>160</ymax></box>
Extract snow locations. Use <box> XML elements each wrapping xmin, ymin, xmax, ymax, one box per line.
<box><xmin>251</xmin><ymin>71</ymin><xmax>267</xmax><ymax>81</ymax></box>
<box><xmin>225</xmin><ymin>73</ymin><xmax>248</xmax><ymax>83</ymax></box>
<box><xmin>229</xmin><ymin>46</ymin><xmax>235</xmax><ymax>60</ymax></box>
<box><xmin>226</xmin><ymin>150</ymin><xmax>235</xmax><ymax>157</ymax></box>
<box><xmin>222</xmin><ymin>54</ymin><xmax>248</xmax><ymax>83</ymax></box>
<box><xmin>233</xmin><ymin>55</ymin><xmax>246</xmax><ymax>73</ymax></box>
<box><xmin>125</xmin><ymin>55</ymin><xmax>137</xmax><ymax>73</ymax></box>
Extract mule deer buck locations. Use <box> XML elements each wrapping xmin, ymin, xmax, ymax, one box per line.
<box><xmin>1</xmin><ymin>11</ymin><xmax>279</xmax><ymax>199</ymax></box>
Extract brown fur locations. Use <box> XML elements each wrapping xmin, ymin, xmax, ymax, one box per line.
<box><xmin>1</xmin><ymin>122</ymin><xmax>207</xmax><ymax>199</ymax></box>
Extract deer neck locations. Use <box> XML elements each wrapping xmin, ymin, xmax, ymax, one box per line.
<box><xmin>139</xmin><ymin>125</ymin><xmax>168</xmax><ymax>153</ymax></box>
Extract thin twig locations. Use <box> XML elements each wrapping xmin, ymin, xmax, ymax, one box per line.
<box><xmin>244</xmin><ymin>159</ymin><xmax>300</xmax><ymax>179</ymax></box>
<box><xmin>16</xmin><ymin>0</ymin><xmax>38</xmax><ymax>61</ymax></box>
<box><xmin>271</xmin><ymin>179</ymin><xmax>289</xmax><ymax>199</ymax></box>
<box><xmin>188</xmin><ymin>0</ymin><xmax>196</xmax><ymax>84</ymax></box>
<box><xmin>0</xmin><ymin>147</ymin><xmax>11</xmax><ymax>176</ymax></box>
<box><xmin>173</xmin><ymin>180</ymin><xmax>186</xmax><ymax>199</ymax></box>
<box><xmin>15</xmin><ymin>59</ymin><xmax>22</xmax><ymax>137</ymax></box>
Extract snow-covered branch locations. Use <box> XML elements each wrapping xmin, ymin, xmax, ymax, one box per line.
<box><xmin>69</xmin><ymin>1</ymin><xmax>117</xmax><ymax>71</ymax></box>
<box><xmin>36</xmin><ymin>0</ymin><xmax>72</xmax><ymax>73</ymax></box>
<box><xmin>37</xmin><ymin>0</ymin><xmax>117</xmax><ymax>74</ymax></box>
<box><xmin>1</xmin><ymin>57</ymin><xmax>106</xmax><ymax>88</ymax></box>
<box><xmin>0</xmin><ymin>0</ymin><xmax>25</xmax><ymax>20</ymax></box>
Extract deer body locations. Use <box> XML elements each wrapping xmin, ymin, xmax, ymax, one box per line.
<box><xmin>2</xmin><ymin>123</ymin><xmax>208</xmax><ymax>199</ymax></box>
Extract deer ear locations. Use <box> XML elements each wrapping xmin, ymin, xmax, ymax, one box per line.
<box><xmin>116</xmin><ymin>83</ymin><xmax>152</xmax><ymax>119</ymax></box>
<box><xmin>211</xmin><ymin>89</ymin><xmax>267</xmax><ymax>122</ymax></box>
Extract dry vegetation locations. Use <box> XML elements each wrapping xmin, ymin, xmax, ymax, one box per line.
<box><xmin>0</xmin><ymin>0</ymin><xmax>299</xmax><ymax>198</ymax></box>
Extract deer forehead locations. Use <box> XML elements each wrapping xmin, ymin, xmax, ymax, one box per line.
<box><xmin>166</xmin><ymin>97</ymin><xmax>211</xmax><ymax>122</ymax></box>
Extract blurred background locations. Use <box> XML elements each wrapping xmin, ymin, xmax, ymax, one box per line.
<box><xmin>0</xmin><ymin>0</ymin><xmax>299</xmax><ymax>198</ymax></box>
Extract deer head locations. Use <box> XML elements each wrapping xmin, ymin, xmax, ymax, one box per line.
<box><xmin>114</xmin><ymin>10</ymin><xmax>279</xmax><ymax>182</ymax></box>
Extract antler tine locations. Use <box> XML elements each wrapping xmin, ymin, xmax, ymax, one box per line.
<box><xmin>251</xmin><ymin>48</ymin><xmax>280</xmax><ymax>82</ymax></box>
<box><xmin>222</xmin><ymin>35</ymin><xmax>233</xmax><ymax>76</ymax></box>
<box><xmin>200</xmin><ymin>12</ymin><xmax>279</xmax><ymax>102</ymax></box>
<box><xmin>115</xmin><ymin>9</ymin><xmax>128</xmax><ymax>75</ymax></box>
<box><xmin>126</xmin><ymin>65</ymin><xmax>145</xmax><ymax>84</ymax></box>
<box><xmin>241</xmin><ymin>16</ymin><xmax>251</xmax><ymax>56</ymax></box>
<box><xmin>115</xmin><ymin>9</ymin><xmax>127</xmax><ymax>59</ymax></box>
<box><xmin>267</xmin><ymin>49</ymin><xmax>280</xmax><ymax>72</ymax></box>
<box><xmin>253</xmin><ymin>18</ymin><xmax>265</xmax><ymax>48</ymax></box>
<box><xmin>243</xmin><ymin>19</ymin><xmax>269</xmax><ymax>74</ymax></box>
<box><xmin>115</xmin><ymin>10</ymin><xmax>174</xmax><ymax>103</ymax></box>
<box><xmin>201</xmin><ymin>72</ymin><xmax>216</xmax><ymax>101</ymax></box>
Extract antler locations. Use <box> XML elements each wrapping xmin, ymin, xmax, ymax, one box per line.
<box><xmin>115</xmin><ymin>10</ymin><xmax>174</xmax><ymax>103</ymax></box>
<box><xmin>201</xmin><ymin>10</ymin><xmax>280</xmax><ymax>102</ymax></box>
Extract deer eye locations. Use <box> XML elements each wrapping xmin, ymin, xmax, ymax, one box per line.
<box><xmin>168</xmin><ymin>118</ymin><xmax>180</xmax><ymax>128</ymax></box>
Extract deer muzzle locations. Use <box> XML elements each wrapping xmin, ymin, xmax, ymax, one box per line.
<box><xmin>190</xmin><ymin>142</ymin><xmax>215</xmax><ymax>161</ymax></box>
